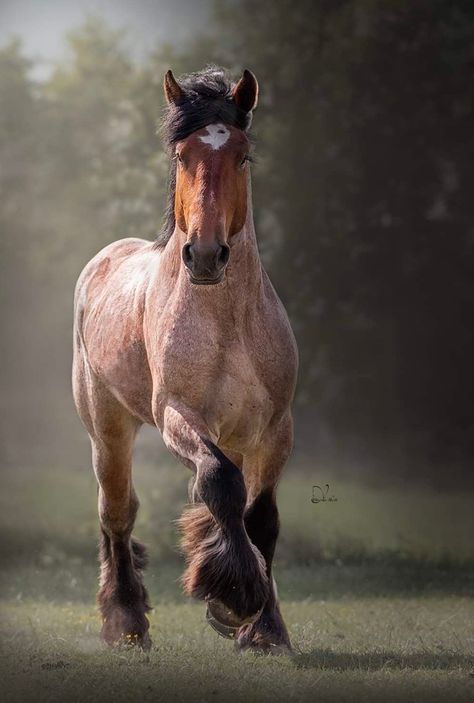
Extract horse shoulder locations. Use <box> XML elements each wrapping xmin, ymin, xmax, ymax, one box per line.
<box><xmin>260</xmin><ymin>272</ymin><xmax>298</xmax><ymax>370</ymax></box>
<box><xmin>74</xmin><ymin>238</ymin><xmax>157</xmax><ymax>422</ymax></box>
<box><xmin>245</xmin><ymin>272</ymin><xmax>298</xmax><ymax>418</ymax></box>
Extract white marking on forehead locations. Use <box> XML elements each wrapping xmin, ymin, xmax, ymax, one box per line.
<box><xmin>198</xmin><ymin>123</ymin><xmax>230</xmax><ymax>150</ymax></box>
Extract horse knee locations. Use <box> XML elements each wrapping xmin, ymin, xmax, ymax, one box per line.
<box><xmin>98</xmin><ymin>487</ymin><xmax>139</xmax><ymax>538</ymax></box>
<box><xmin>195</xmin><ymin>444</ymin><xmax>247</xmax><ymax>523</ymax></box>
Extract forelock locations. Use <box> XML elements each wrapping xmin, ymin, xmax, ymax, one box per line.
<box><xmin>160</xmin><ymin>65</ymin><xmax>251</xmax><ymax>149</ymax></box>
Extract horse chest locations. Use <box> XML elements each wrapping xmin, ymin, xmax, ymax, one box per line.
<box><xmin>156</xmin><ymin>326</ymin><xmax>275</xmax><ymax>449</ymax></box>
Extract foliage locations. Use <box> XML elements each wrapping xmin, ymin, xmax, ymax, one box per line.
<box><xmin>0</xmin><ymin>4</ymin><xmax>473</xmax><ymax>474</ymax></box>
<box><xmin>212</xmin><ymin>0</ymin><xmax>474</xmax><ymax>469</ymax></box>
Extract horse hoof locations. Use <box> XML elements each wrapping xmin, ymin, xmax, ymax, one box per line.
<box><xmin>205</xmin><ymin>599</ymin><xmax>262</xmax><ymax>639</ymax></box>
<box><xmin>101</xmin><ymin>616</ymin><xmax>152</xmax><ymax>650</ymax></box>
<box><xmin>206</xmin><ymin>605</ymin><xmax>238</xmax><ymax>639</ymax></box>
<box><xmin>104</xmin><ymin>631</ymin><xmax>152</xmax><ymax>650</ymax></box>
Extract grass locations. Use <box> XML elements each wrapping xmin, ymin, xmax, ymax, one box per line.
<box><xmin>1</xmin><ymin>460</ymin><xmax>474</xmax><ymax>702</ymax></box>
<box><xmin>1</xmin><ymin>596</ymin><xmax>473</xmax><ymax>703</ymax></box>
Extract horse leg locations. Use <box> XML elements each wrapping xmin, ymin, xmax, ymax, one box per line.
<box><xmin>75</xmin><ymin>366</ymin><xmax>151</xmax><ymax>648</ymax></box>
<box><xmin>187</xmin><ymin>449</ymin><xmax>243</xmax><ymax>504</ymax></box>
<box><xmin>236</xmin><ymin>414</ymin><xmax>293</xmax><ymax>654</ymax></box>
<box><xmin>162</xmin><ymin>405</ymin><xmax>269</xmax><ymax>627</ymax></box>
<box><xmin>93</xmin><ymin>429</ymin><xmax>151</xmax><ymax>649</ymax></box>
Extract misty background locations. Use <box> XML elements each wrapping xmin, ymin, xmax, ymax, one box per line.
<box><xmin>2</xmin><ymin>10</ymin><xmax>474</xmax><ymax>701</ymax></box>
<box><xmin>1</xmin><ymin>0</ymin><xmax>473</xmax><ymax>489</ymax></box>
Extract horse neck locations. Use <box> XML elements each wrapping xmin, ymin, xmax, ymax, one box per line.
<box><xmin>227</xmin><ymin>203</ymin><xmax>263</xmax><ymax>297</ymax></box>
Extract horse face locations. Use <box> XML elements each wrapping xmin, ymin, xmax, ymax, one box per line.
<box><xmin>174</xmin><ymin>124</ymin><xmax>251</xmax><ymax>285</ymax></box>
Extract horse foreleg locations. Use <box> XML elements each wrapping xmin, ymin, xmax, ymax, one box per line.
<box><xmin>162</xmin><ymin>405</ymin><xmax>269</xmax><ymax>628</ymax></box>
<box><xmin>73</xmin><ymin>350</ymin><xmax>151</xmax><ymax>647</ymax></box>
<box><xmin>93</xmin><ymin>431</ymin><xmax>151</xmax><ymax>649</ymax></box>
<box><xmin>74</xmin><ymin>369</ymin><xmax>151</xmax><ymax>650</ymax></box>
<box><xmin>236</xmin><ymin>413</ymin><xmax>294</xmax><ymax>654</ymax></box>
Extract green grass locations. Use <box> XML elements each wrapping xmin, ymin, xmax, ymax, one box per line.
<box><xmin>1</xmin><ymin>462</ymin><xmax>474</xmax><ymax>702</ymax></box>
<box><xmin>1</xmin><ymin>596</ymin><xmax>473</xmax><ymax>703</ymax></box>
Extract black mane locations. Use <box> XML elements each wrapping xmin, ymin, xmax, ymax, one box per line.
<box><xmin>155</xmin><ymin>66</ymin><xmax>252</xmax><ymax>249</ymax></box>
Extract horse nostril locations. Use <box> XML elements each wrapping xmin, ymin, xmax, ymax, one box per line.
<box><xmin>182</xmin><ymin>243</ymin><xmax>193</xmax><ymax>268</ymax></box>
<box><xmin>217</xmin><ymin>244</ymin><xmax>230</xmax><ymax>268</ymax></box>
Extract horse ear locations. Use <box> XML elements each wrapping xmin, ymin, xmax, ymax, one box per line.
<box><xmin>232</xmin><ymin>69</ymin><xmax>259</xmax><ymax>113</ymax></box>
<box><xmin>164</xmin><ymin>70</ymin><xmax>183</xmax><ymax>105</ymax></box>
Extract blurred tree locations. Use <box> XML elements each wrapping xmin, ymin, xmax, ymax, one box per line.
<box><xmin>211</xmin><ymin>0</ymin><xmax>474</xmax><ymax>471</ymax></box>
<box><xmin>42</xmin><ymin>17</ymin><xmax>165</xmax><ymax>274</ymax></box>
<box><xmin>0</xmin><ymin>20</ymin><xmax>170</xmax><ymax>464</ymax></box>
<box><xmin>1</xmin><ymin>5</ymin><xmax>473</xmax><ymax>478</ymax></box>
<box><xmin>0</xmin><ymin>39</ymin><xmax>47</xmax><ymax>463</ymax></box>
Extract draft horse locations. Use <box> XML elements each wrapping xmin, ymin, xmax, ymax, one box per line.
<box><xmin>72</xmin><ymin>66</ymin><xmax>298</xmax><ymax>653</ymax></box>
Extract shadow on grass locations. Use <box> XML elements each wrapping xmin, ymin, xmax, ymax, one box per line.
<box><xmin>293</xmin><ymin>648</ymin><xmax>474</xmax><ymax>672</ymax></box>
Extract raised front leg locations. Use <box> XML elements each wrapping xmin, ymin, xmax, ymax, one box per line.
<box><xmin>236</xmin><ymin>414</ymin><xmax>294</xmax><ymax>654</ymax></box>
<box><xmin>162</xmin><ymin>405</ymin><xmax>269</xmax><ymax>627</ymax></box>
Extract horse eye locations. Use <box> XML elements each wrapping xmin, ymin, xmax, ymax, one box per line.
<box><xmin>240</xmin><ymin>155</ymin><xmax>250</xmax><ymax>168</ymax></box>
<box><xmin>176</xmin><ymin>152</ymin><xmax>183</xmax><ymax>164</ymax></box>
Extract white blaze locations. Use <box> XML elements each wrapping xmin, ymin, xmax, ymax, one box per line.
<box><xmin>199</xmin><ymin>123</ymin><xmax>230</xmax><ymax>150</ymax></box>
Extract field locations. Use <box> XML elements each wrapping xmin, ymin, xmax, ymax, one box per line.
<box><xmin>1</xmin><ymin>457</ymin><xmax>473</xmax><ymax>702</ymax></box>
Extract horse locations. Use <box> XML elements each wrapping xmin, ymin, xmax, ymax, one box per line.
<box><xmin>72</xmin><ymin>66</ymin><xmax>298</xmax><ymax>654</ymax></box>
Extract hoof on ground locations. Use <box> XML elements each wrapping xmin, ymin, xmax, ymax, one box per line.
<box><xmin>234</xmin><ymin>610</ymin><xmax>293</xmax><ymax>656</ymax></box>
<box><xmin>102</xmin><ymin>629</ymin><xmax>152</xmax><ymax>650</ymax></box>
<box><xmin>100</xmin><ymin>612</ymin><xmax>151</xmax><ymax>651</ymax></box>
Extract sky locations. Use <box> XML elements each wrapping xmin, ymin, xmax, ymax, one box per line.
<box><xmin>0</xmin><ymin>0</ymin><xmax>211</xmax><ymax>76</ymax></box>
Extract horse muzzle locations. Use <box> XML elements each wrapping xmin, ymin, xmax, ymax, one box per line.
<box><xmin>182</xmin><ymin>241</ymin><xmax>230</xmax><ymax>285</ymax></box>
